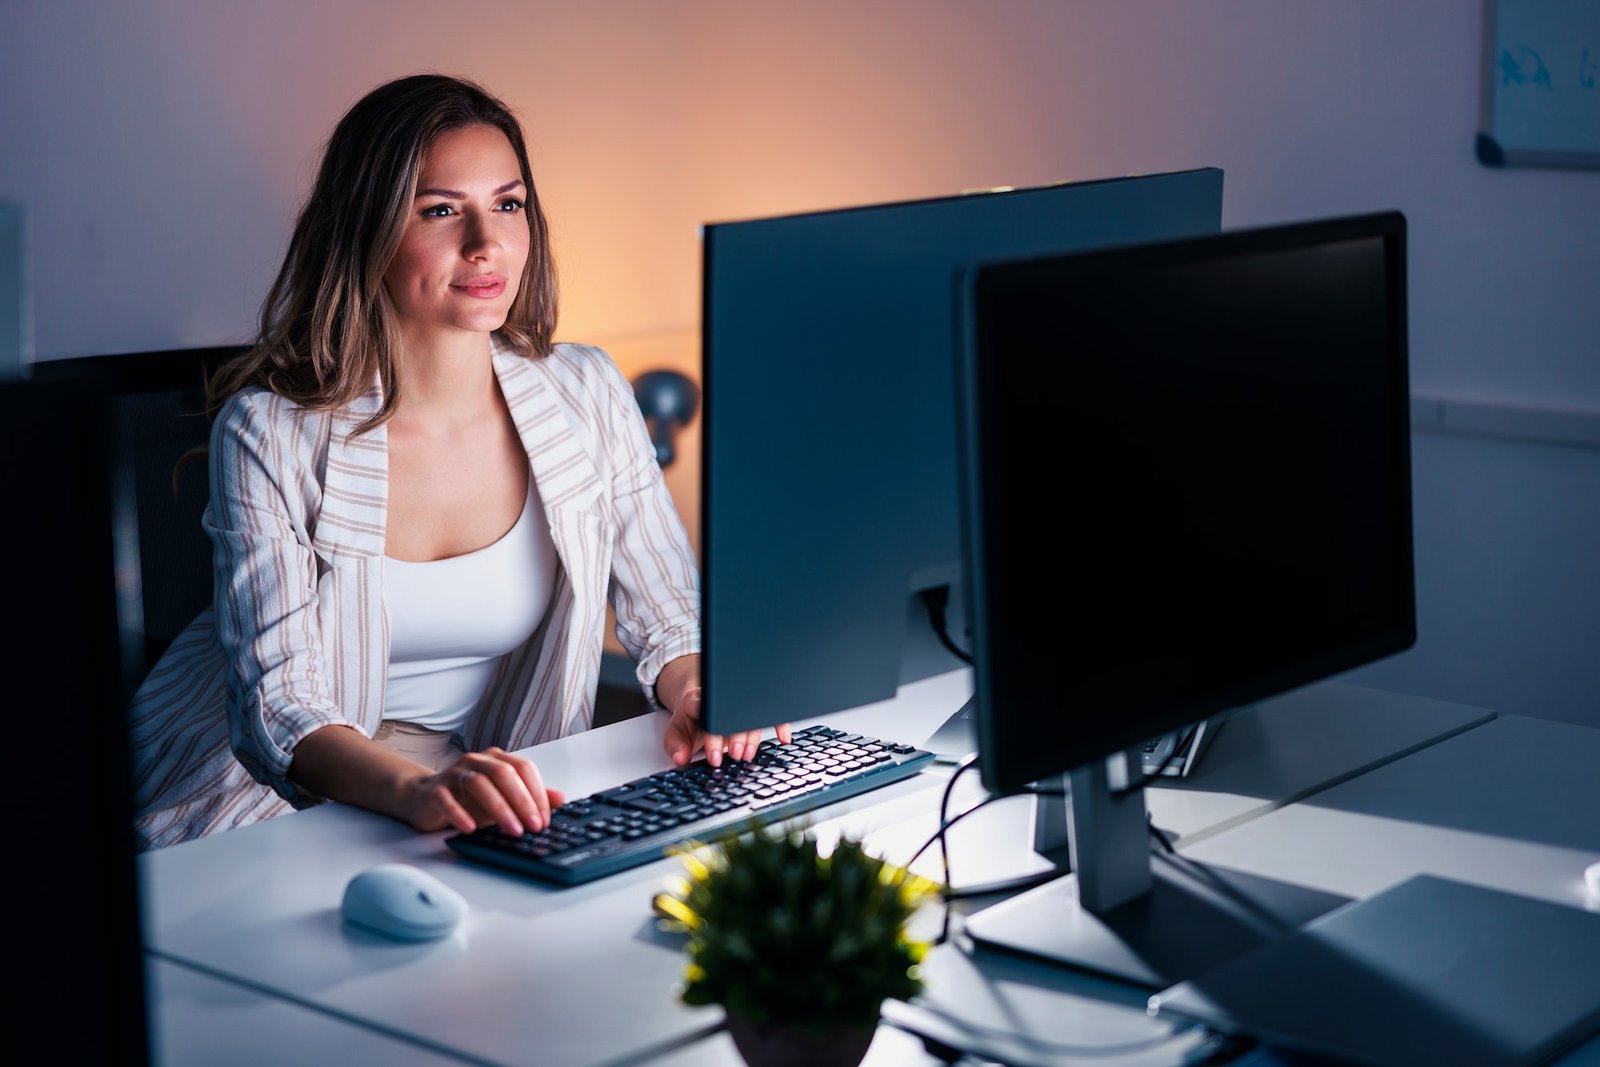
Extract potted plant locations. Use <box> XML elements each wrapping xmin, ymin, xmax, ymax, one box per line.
<box><xmin>655</xmin><ymin>823</ymin><xmax>939</xmax><ymax>1067</ymax></box>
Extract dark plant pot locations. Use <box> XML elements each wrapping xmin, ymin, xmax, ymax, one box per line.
<box><xmin>726</xmin><ymin>1016</ymin><xmax>877</xmax><ymax>1067</ymax></box>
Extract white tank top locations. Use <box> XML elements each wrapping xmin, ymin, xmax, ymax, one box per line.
<box><xmin>383</xmin><ymin>473</ymin><xmax>558</xmax><ymax>734</ymax></box>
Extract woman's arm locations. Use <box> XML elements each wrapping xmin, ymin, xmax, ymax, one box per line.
<box><xmin>204</xmin><ymin>391</ymin><xmax>351</xmax><ymax>799</ymax></box>
<box><xmin>289</xmin><ymin>724</ymin><xmax>562</xmax><ymax>836</ymax></box>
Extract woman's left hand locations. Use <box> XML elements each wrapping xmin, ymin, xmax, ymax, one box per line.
<box><xmin>656</xmin><ymin>654</ymin><xmax>791</xmax><ymax>767</ymax></box>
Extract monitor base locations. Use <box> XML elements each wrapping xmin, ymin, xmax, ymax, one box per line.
<box><xmin>964</xmin><ymin>855</ymin><xmax>1349</xmax><ymax>989</ymax></box>
<box><xmin>923</xmin><ymin>695</ymin><xmax>977</xmax><ymax>763</ymax></box>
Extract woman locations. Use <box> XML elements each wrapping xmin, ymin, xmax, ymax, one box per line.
<box><xmin>129</xmin><ymin>73</ymin><xmax>784</xmax><ymax>851</ymax></box>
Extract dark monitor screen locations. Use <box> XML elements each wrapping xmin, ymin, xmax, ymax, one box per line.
<box><xmin>700</xmin><ymin>168</ymin><xmax>1225</xmax><ymax>735</ymax></box>
<box><xmin>958</xmin><ymin>211</ymin><xmax>1416</xmax><ymax>796</ymax></box>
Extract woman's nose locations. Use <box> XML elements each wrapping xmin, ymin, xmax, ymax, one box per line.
<box><xmin>461</xmin><ymin>215</ymin><xmax>495</xmax><ymax>258</ymax></box>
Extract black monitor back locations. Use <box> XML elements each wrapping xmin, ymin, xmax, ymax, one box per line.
<box><xmin>4</xmin><ymin>374</ymin><xmax>150</xmax><ymax>1062</ymax></box>
<box><xmin>701</xmin><ymin>169</ymin><xmax>1225</xmax><ymax>733</ymax></box>
<box><xmin>958</xmin><ymin>211</ymin><xmax>1416</xmax><ymax>794</ymax></box>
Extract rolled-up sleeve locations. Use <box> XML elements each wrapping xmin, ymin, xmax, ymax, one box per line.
<box><xmin>592</xmin><ymin>352</ymin><xmax>701</xmax><ymax>708</ymax></box>
<box><xmin>206</xmin><ymin>392</ymin><xmax>347</xmax><ymax>801</ymax></box>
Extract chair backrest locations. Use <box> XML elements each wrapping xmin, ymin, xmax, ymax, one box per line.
<box><xmin>32</xmin><ymin>345</ymin><xmax>247</xmax><ymax>682</ymax></box>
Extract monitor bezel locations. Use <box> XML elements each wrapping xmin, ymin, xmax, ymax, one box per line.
<box><xmin>956</xmin><ymin>210</ymin><xmax>1417</xmax><ymax>795</ymax></box>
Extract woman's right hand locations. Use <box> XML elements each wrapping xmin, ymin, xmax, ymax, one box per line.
<box><xmin>406</xmin><ymin>746</ymin><xmax>566</xmax><ymax>838</ymax></box>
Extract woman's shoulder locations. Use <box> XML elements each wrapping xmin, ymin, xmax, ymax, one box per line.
<box><xmin>212</xmin><ymin>385</ymin><xmax>334</xmax><ymax>450</ymax></box>
<box><xmin>218</xmin><ymin>383</ymin><xmax>335</xmax><ymax>420</ymax></box>
<box><xmin>542</xmin><ymin>341</ymin><xmax>628</xmax><ymax>384</ymax></box>
<box><xmin>501</xmin><ymin>340</ymin><xmax>631</xmax><ymax>402</ymax></box>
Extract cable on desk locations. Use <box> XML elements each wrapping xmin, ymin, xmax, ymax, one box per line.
<box><xmin>1144</xmin><ymin>823</ymin><xmax>1296</xmax><ymax>938</ymax></box>
<box><xmin>898</xmin><ymin>761</ymin><xmax>1070</xmax><ymax>943</ymax></box>
<box><xmin>933</xmin><ymin>754</ymin><xmax>981</xmax><ymax>943</ymax></box>
<box><xmin>902</xmin><ymin>773</ymin><xmax>1064</xmax><ymax>876</ymax></box>
<box><xmin>883</xmin><ymin>1001</ymin><xmax>1219</xmax><ymax>1061</ymax></box>
<box><xmin>1148</xmin><ymin>810</ymin><xmax>1178</xmax><ymax>853</ymax></box>
<box><xmin>881</xmin><ymin>1013</ymin><xmax>970</xmax><ymax>1064</ymax></box>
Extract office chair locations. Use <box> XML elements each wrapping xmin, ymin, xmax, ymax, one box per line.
<box><xmin>32</xmin><ymin>345</ymin><xmax>246</xmax><ymax>683</ymax></box>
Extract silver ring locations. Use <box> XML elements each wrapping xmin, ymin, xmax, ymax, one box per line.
<box><xmin>455</xmin><ymin>769</ymin><xmax>478</xmax><ymax>790</ymax></box>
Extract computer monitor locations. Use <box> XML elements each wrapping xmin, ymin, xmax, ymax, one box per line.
<box><xmin>700</xmin><ymin>168</ymin><xmax>1225</xmax><ymax>737</ymax></box>
<box><xmin>955</xmin><ymin>210</ymin><xmax>1416</xmax><ymax>987</ymax></box>
<box><xmin>5</xmin><ymin>375</ymin><xmax>151</xmax><ymax>1061</ymax></box>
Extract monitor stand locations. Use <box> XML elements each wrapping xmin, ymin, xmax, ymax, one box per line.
<box><xmin>923</xmin><ymin>695</ymin><xmax>978</xmax><ymax>763</ymax></box>
<box><xmin>964</xmin><ymin>749</ymin><xmax>1346</xmax><ymax>988</ymax></box>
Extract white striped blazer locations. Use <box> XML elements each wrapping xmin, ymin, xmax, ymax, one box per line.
<box><xmin>128</xmin><ymin>341</ymin><xmax>700</xmax><ymax>850</ymax></box>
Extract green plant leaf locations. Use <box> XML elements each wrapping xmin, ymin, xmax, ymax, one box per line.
<box><xmin>656</xmin><ymin>822</ymin><xmax>934</xmax><ymax>1028</ymax></box>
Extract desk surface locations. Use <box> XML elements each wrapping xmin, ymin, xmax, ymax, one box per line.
<box><xmin>1180</xmin><ymin>712</ymin><xmax>1600</xmax><ymax>909</ymax></box>
<box><xmin>143</xmin><ymin>672</ymin><xmax>1564</xmax><ymax>1067</ymax></box>
<box><xmin>148</xmin><ymin>957</ymin><xmax>469</xmax><ymax>1067</ymax></box>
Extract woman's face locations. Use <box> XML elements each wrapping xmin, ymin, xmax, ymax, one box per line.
<box><xmin>384</xmin><ymin>123</ymin><xmax>532</xmax><ymax>345</ymax></box>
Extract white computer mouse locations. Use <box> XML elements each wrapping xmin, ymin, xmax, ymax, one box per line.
<box><xmin>1586</xmin><ymin>861</ymin><xmax>1600</xmax><ymax>899</ymax></box>
<box><xmin>341</xmin><ymin>863</ymin><xmax>467</xmax><ymax>942</ymax></box>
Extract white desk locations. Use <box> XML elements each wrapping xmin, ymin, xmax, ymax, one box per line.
<box><xmin>141</xmin><ymin>672</ymin><xmax>1515</xmax><ymax>1067</ymax></box>
<box><xmin>140</xmin><ymin>671</ymin><xmax>975</xmax><ymax>1067</ymax></box>
<box><xmin>1178</xmin><ymin>712</ymin><xmax>1600</xmax><ymax>912</ymax></box>
<box><xmin>148</xmin><ymin>958</ymin><xmax>472</xmax><ymax>1066</ymax></box>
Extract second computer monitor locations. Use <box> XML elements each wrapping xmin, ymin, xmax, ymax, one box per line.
<box><xmin>700</xmin><ymin>168</ymin><xmax>1225</xmax><ymax>734</ymax></box>
<box><xmin>958</xmin><ymin>210</ymin><xmax>1418</xmax><ymax>797</ymax></box>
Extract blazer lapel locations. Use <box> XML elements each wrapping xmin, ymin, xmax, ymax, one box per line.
<box><xmin>311</xmin><ymin>381</ymin><xmax>388</xmax><ymax>565</ymax></box>
<box><xmin>491</xmin><ymin>346</ymin><xmax>614</xmax><ymax>745</ymax></box>
<box><xmin>494</xmin><ymin>348</ymin><xmax>604</xmax><ymax>518</ymax></box>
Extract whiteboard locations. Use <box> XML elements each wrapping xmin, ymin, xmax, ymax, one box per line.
<box><xmin>1476</xmin><ymin>0</ymin><xmax>1600</xmax><ymax>168</ymax></box>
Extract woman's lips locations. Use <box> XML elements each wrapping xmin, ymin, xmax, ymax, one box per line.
<box><xmin>454</xmin><ymin>276</ymin><xmax>507</xmax><ymax>299</ymax></box>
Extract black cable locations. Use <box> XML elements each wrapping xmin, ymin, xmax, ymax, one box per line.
<box><xmin>896</xmin><ymin>765</ymin><xmax>1072</xmax><ymax>942</ymax></box>
<box><xmin>1143</xmin><ymin>822</ymin><xmax>1295</xmax><ymax>937</ymax></box>
<box><xmin>1147</xmin><ymin>810</ymin><xmax>1178</xmax><ymax>853</ymax></box>
<box><xmin>931</xmin><ymin>754</ymin><xmax>980</xmax><ymax>943</ymax></box>
<box><xmin>938</xmin><ymin>756</ymin><xmax>978</xmax><ymax>886</ymax></box>
<box><xmin>880</xmin><ymin>1014</ymin><xmax>968</xmax><ymax>1064</ymax></box>
<box><xmin>903</xmin><ymin>771</ymin><xmax>1037</xmax><ymax>872</ymax></box>
<box><xmin>918</xmin><ymin>585</ymin><xmax>973</xmax><ymax>664</ymax></box>
<box><xmin>941</xmin><ymin>868</ymin><xmax>1065</xmax><ymax>901</ymax></box>
<box><xmin>883</xmin><ymin>1005</ymin><xmax>1212</xmax><ymax>1060</ymax></box>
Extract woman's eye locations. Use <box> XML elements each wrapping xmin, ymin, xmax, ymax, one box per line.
<box><xmin>496</xmin><ymin>198</ymin><xmax>525</xmax><ymax>213</ymax></box>
<box><xmin>421</xmin><ymin>204</ymin><xmax>456</xmax><ymax>218</ymax></box>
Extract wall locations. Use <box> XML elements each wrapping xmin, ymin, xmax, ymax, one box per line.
<box><xmin>3</xmin><ymin>1</ymin><xmax>1595</xmax><ymax>724</ymax></box>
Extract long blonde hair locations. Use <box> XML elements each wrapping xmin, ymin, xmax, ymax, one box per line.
<box><xmin>206</xmin><ymin>73</ymin><xmax>557</xmax><ymax>435</ymax></box>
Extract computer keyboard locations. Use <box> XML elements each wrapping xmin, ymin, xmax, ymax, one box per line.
<box><xmin>445</xmin><ymin>725</ymin><xmax>935</xmax><ymax>886</ymax></box>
